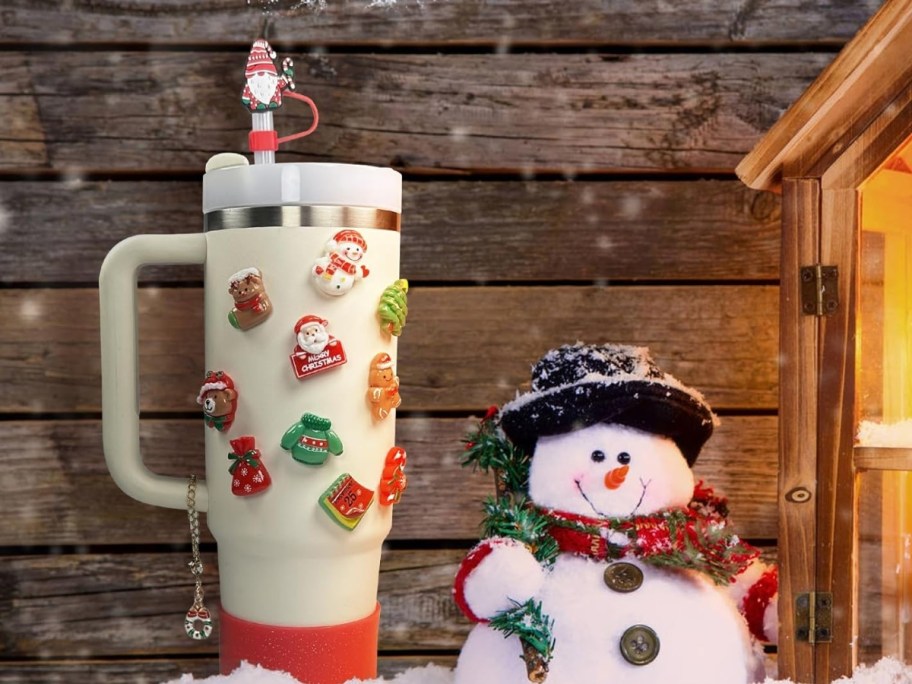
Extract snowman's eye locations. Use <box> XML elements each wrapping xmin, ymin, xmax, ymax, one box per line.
<box><xmin>590</xmin><ymin>450</ymin><xmax>606</xmax><ymax>463</ymax></box>
<box><xmin>617</xmin><ymin>452</ymin><xmax>632</xmax><ymax>465</ymax></box>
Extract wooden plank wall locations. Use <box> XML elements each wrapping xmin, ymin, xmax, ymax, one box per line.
<box><xmin>0</xmin><ymin>2</ymin><xmax>883</xmax><ymax>681</ymax></box>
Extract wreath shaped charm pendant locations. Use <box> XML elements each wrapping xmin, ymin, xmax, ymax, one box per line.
<box><xmin>185</xmin><ymin>605</ymin><xmax>214</xmax><ymax>641</ymax></box>
<box><xmin>183</xmin><ymin>475</ymin><xmax>213</xmax><ymax>640</ymax></box>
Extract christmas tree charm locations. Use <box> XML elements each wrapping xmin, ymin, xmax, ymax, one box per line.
<box><xmin>241</xmin><ymin>39</ymin><xmax>294</xmax><ymax>112</ymax></box>
<box><xmin>228</xmin><ymin>436</ymin><xmax>271</xmax><ymax>496</ymax></box>
<box><xmin>227</xmin><ymin>267</ymin><xmax>272</xmax><ymax>330</ymax></box>
<box><xmin>378</xmin><ymin>446</ymin><xmax>407</xmax><ymax>506</ymax></box>
<box><xmin>378</xmin><ymin>279</ymin><xmax>409</xmax><ymax>337</ymax></box>
<box><xmin>311</xmin><ymin>230</ymin><xmax>370</xmax><ymax>297</ymax></box>
<box><xmin>197</xmin><ymin>371</ymin><xmax>238</xmax><ymax>432</ymax></box>
<box><xmin>289</xmin><ymin>315</ymin><xmax>347</xmax><ymax>379</ymax></box>
<box><xmin>280</xmin><ymin>413</ymin><xmax>344</xmax><ymax>466</ymax></box>
<box><xmin>367</xmin><ymin>353</ymin><xmax>402</xmax><ymax>421</ymax></box>
<box><xmin>319</xmin><ymin>473</ymin><xmax>374</xmax><ymax>530</ymax></box>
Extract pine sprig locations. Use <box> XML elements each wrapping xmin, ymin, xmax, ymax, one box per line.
<box><xmin>462</xmin><ymin>407</ymin><xmax>531</xmax><ymax>494</ymax></box>
<box><xmin>481</xmin><ymin>496</ymin><xmax>559</xmax><ymax>564</ymax></box>
<box><xmin>489</xmin><ymin>598</ymin><xmax>556</xmax><ymax>662</ymax></box>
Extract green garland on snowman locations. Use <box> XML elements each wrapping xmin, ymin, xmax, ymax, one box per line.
<box><xmin>454</xmin><ymin>343</ymin><xmax>779</xmax><ymax>684</ymax></box>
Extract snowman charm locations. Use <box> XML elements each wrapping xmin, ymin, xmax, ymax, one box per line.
<box><xmin>311</xmin><ymin>229</ymin><xmax>370</xmax><ymax>296</ymax></box>
<box><xmin>453</xmin><ymin>344</ymin><xmax>778</xmax><ymax>684</ymax></box>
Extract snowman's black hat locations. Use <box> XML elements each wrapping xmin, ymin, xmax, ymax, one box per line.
<box><xmin>499</xmin><ymin>343</ymin><xmax>716</xmax><ymax>466</ymax></box>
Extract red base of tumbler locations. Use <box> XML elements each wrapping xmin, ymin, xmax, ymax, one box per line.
<box><xmin>219</xmin><ymin>603</ymin><xmax>380</xmax><ymax>684</ymax></box>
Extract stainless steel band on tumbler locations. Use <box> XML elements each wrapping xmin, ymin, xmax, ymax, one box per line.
<box><xmin>204</xmin><ymin>205</ymin><xmax>401</xmax><ymax>232</ymax></box>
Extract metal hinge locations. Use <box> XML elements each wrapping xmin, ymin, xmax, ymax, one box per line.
<box><xmin>795</xmin><ymin>592</ymin><xmax>833</xmax><ymax>643</ymax></box>
<box><xmin>800</xmin><ymin>265</ymin><xmax>839</xmax><ymax>316</ymax></box>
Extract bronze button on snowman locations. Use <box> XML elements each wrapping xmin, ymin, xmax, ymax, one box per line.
<box><xmin>619</xmin><ymin>624</ymin><xmax>660</xmax><ymax>665</ymax></box>
<box><xmin>604</xmin><ymin>561</ymin><xmax>644</xmax><ymax>593</ymax></box>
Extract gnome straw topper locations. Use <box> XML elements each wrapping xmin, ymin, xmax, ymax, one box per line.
<box><xmin>455</xmin><ymin>343</ymin><xmax>778</xmax><ymax>684</ymax></box>
<box><xmin>241</xmin><ymin>39</ymin><xmax>319</xmax><ymax>164</ymax></box>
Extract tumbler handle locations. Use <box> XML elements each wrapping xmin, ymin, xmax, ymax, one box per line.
<box><xmin>99</xmin><ymin>234</ymin><xmax>209</xmax><ymax>511</ymax></box>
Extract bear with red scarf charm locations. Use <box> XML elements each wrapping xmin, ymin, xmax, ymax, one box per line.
<box><xmin>453</xmin><ymin>343</ymin><xmax>778</xmax><ymax>684</ymax></box>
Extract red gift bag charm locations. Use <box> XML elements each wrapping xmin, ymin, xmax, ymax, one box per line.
<box><xmin>228</xmin><ymin>436</ymin><xmax>271</xmax><ymax>497</ymax></box>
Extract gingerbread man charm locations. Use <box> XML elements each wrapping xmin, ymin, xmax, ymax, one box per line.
<box><xmin>367</xmin><ymin>353</ymin><xmax>402</xmax><ymax>421</ymax></box>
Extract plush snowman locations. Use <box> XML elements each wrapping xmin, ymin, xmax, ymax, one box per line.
<box><xmin>453</xmin><ymin>343</ymin><xmax>777</xmax><ymax>684</ymax></box>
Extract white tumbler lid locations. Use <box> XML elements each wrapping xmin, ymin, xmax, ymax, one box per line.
<box><xmin>202</xmin><ymin>155</ymin><xmax>402</xmax><ymax>214</ymax></box>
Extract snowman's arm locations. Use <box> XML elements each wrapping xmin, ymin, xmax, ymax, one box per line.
<box><xmin>727</xmin><ymin>559</ymin><xmax>779</xmax><ymax>645</ymax></box>
<box><xmin>312</xmin><ymin>257</ymin><xmax>328</xmax><ymax>275</ymax></box>
<box><xmin>453</xmin><ymin>537</ymin><xmax>545</xmax><ymax>622</ymax></box>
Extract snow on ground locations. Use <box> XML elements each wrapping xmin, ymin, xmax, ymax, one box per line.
<box><xmin>163</xmin><ymin>658</ymin><xmax>912</xmax><ymax>684</ymax></box>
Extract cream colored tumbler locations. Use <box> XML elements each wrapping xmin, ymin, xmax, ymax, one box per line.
<box><xmin>100</xmin><ymin>154</ymin><xmax>403</xmax><ymax>683</ymax></box>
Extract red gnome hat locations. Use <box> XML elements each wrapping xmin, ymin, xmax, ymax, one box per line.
<box><xmin>245</xmin><ymin>39</ymin><xmax>277</xmax><ymax>77</ymax></box>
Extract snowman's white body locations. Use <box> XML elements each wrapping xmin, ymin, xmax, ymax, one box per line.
<box><xmin>311</xmin><ymin>261</ymin><xmax>357</xmax><ymax>296</ymax></box>
<box><xmin>454</xmin><ymin>423</ymin><xmax>762</xmax><ymax>684</ymax></box>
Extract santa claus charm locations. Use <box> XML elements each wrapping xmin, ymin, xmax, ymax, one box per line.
<box><xmin>197</xmin><ymin>371</ymin><xmax>238</xmax><ymax>432</ymax></box>
<box><xmin>289</xmin><ymin>314</ymin><xmax>347</xmax><ymax>379</ymax></box>
<box><xmin>227</xmin><ymin>267</ymin><xmax>272</xmax><ymax>331</ymax></box>
<box><xmin>311</xmin><ymin>229</ymin><xmax>370</xmax><ymax>297</ymax></box>
<box><xmin>367</xmin><ymin>352</ymin><xmax>402</xmax><ymax>421</ymax></box>
<box><xmin>227</xmin><ymin>436</ymin><xmax>271</xmax><ymax>497</ymax></box>
<box><xmin>241</xmin><ymin>39</ymin><xmax>294</xmax><ymax>112</ymax></box>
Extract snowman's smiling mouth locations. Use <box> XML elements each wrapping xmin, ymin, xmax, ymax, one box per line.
<box><xmin>630</xmin><ymin>478</ymin><xmax>651</xmax><ymax>516</ymax></box>
<box><xmin>574</xmin><ymin>477</ymin><xmax>653</xmax><ymax>518</ymax></box>
<box><xmin>574</xmin><ymin>478</ymin><xmax>609</xmax><ymax>518</ymax></box>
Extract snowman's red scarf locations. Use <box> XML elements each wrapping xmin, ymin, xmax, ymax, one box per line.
<box><xmin>542</xmin><ymin>482</ymin><xmax>759</xmax><ymax>585</ymax></box>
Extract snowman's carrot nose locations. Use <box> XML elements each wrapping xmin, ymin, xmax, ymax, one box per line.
<box><xmin>604</xmin><ymin>465</ymin><xmax>629</xmax><ymax>490</ymax></box>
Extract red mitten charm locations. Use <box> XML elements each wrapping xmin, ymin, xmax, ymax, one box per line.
<box><xmin>228</xmin><ymin>436</ymin><xmax>271</xmax><ymax>497</ymax></box>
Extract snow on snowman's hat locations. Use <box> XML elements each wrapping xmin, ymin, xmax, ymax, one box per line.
<box><xmin>499</xmin><ymin>343</ymin><xmax>717</xmax><ymax>466</ymax></box>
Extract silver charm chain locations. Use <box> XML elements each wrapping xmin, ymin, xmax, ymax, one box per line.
<box><xmin>185</xmin><ymin>475</ymin><xmax>213</xmax><ymax>640</ymax></box>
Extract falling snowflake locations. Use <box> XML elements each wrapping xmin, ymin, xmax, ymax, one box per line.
<box><xmin>247</xmin><ymin>0</ymin><xmax>408</xmax><ymax>10</ymax></box>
